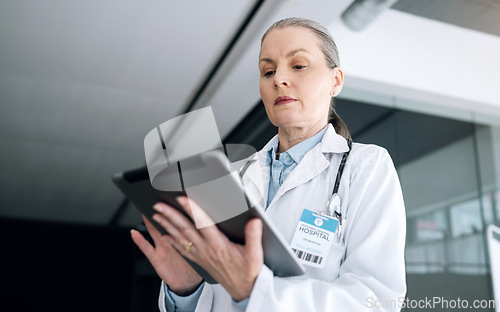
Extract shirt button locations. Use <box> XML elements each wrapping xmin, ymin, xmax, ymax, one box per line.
<box><xmin>282</xmin><ymin>154</ymin><xmax>293</xmax><ymax>165</ymax></box>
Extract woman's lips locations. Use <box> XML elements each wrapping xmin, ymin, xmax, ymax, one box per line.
<box><xmin>275</xmin><ymin>96</ymin><xmax>297</xmax><ymax>105</ymax></box>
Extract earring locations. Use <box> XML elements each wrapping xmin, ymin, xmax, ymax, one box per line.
<box><xmin>331</xmin><ymin>91</ymin><xmax>336</xmax><ymax>97</ymax></box>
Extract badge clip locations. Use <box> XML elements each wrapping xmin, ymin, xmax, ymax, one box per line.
<box><xmin>326</xmin><ymin>193</ymin><xmax>342</xmax><ymax>242</ymax></box>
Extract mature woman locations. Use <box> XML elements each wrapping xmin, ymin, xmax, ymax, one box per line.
<box><xmin>131</xmin><ymin>17</ymin><xmax>406</xmax><ymax>311</ymax></box>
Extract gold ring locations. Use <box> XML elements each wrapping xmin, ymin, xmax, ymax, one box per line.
<box><xmin>184</xmin><ymin>241</ymin><xmax>194</xmax><ymax>252</ymax></box>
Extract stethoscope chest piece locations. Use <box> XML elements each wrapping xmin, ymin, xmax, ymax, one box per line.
<box><xmin>326</xmin><ymin>193</ymin><xmax>341</xmax><ymax>217</ymax></box>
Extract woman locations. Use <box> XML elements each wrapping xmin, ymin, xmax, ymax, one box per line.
<box><xmin>131</xmin><ymin>17</ymin><xmax>406</xmax><ymax>311</ymax></box>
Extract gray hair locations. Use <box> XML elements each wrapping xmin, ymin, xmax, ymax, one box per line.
<box><xmin>261</xmin><ymin>17</ymin><xmax>351</xmax><ymax>140</ymax></box>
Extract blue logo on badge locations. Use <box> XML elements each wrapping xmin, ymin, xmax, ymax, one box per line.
<box><xmin>300</xmin><ymin>209</ymin><xmax>338</xmax><ymax>232</ymax></box>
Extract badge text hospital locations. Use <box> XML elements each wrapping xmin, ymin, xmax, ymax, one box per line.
<box><xmin>290</xmin><ymin>209</ymin><xmax>339</xmax><ymax>268</ymax></box>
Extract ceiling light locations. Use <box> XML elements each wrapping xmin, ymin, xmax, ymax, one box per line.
<box><xmin>341</xmin><ymin>0</ymin><xmax>398</xmax><ymax>31</ymax></box>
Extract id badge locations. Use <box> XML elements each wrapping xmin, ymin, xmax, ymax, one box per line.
<box><xmin>290</xmin><ymin>209</ymin><xmax>339</xmax><ymax>268</ymax></box>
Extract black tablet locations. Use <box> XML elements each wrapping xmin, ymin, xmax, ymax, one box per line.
<box><xmin>112</xmin><ymin>150</ymin><xmax>305</xmax><ymax>284</ymax></box>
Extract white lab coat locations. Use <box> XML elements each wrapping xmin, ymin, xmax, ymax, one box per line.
<box><xmin>159</xmin><ymin>124</ymin><xmax>407</xmax><ymax>312</ymax></box>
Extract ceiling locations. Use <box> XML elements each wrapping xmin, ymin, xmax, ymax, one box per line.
<box><xmin>393</xmin><ymin>0</ymin><xmax>500</xmax><ymax>37</ymax></box>
<box><xmin>0</xmin><ymin>0</ymin><xmax>256</xmax><ymax>225</ymax></box>
<box><xmin>0</xmin><ymin>0</ymin><xmax>498</xmax><ymax>227</ymax></box>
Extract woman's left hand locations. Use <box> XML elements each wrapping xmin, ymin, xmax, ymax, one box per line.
<box><xmin>152</xmin><ymin>196</ymin><xmax>264</xmax><ymax>301</ymax></box>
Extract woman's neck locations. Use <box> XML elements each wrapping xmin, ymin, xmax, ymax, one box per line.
<box><xmin>277</xmin><ymin>121</ymin><xmax>328</xmax><ymax>153</ymax></box>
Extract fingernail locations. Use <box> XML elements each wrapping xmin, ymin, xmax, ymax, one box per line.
<box><xmin>176</xmin><ymin>196</ymin><xmax>186</xmax><ymax>206</ymax></box>
<box><xmin>130</xmin><ymin>229</ymin><xmax>135</xmax><ymax>234</ymax></box>
<box><xmin>153</xmin><ymin>203</ymin><xmax>164</xmax><ymax>212</ymax></box>
<box><xmin>152</xmin><ymin>214</ymin><xmax>162</xmax><ymax>222</ymax></box>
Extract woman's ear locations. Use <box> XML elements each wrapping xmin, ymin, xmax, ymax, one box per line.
<box><xmin>331</xmin><ymin>67</ymin><xmax>344</xmax><ymax>96</ymax></box>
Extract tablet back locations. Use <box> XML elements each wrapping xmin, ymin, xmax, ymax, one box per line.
<box><xmin>113</xmin><ymin>150</ymin><xmax>305</xmax><ymax>284</ymax></box>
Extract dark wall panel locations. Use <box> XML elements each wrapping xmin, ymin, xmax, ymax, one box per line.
<box><xmin>0</xmin><ymin>218</ymin><xmax>141</xmax><ymax>312</ymax></box>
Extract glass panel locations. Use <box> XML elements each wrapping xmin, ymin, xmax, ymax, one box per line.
<box><xmin>450</xmin><ymin>198</ymin><xmax>483</xmax><ymax>238</ymax></box>
<box><xmin>406</xmin><ymin>241</ymin><xmax>446</xmax><ymax>274</ymax></box>
<box><xmin>481</xmin><ymin>193</ymin><xmax>495</xmax><ymax>226</ymax></box>
<box><xmin>475</xmin><ymin>125</ymin><xmax>500</xmax><ymax>224</ymax></box>
<box><xmin>448</xmin><ymin>234</ymin><xmax>487</xmax><ymax>275</ymax></box>
<box><xmin>409</xmin><ymin>210</ymin><xmax>447</xmax><ymax>243</ymax></box>
<box><xmin>339</xmin><ymin>97</ymin><xmax>498</xmax><ymax>310</ymax></box>
<box><xmin>496</xmin><ymin>190</ymin><xmax>500</xmax><ymax>223</ymax></box>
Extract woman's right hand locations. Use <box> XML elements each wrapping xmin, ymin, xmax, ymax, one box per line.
<box><xmin>131</xmin><ymin>214</ymin><xmax>203</xmax><ymax>295</ymax></box>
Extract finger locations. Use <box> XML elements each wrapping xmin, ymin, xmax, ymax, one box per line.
<box><xmin>152</xmin><ymin>205</ymin><xmax>203</xmax><ymax>249</ymax></box>
<box><xmin>163</xmin><ymin>234</ymin><xmax>194</xmax><ymax>257</ymax></box>
<box><xmin>150</xmin><ymin>214</ymin><xmax>198</xmax><ymax>260</ymax></box>
<box><xmin>142</xmin><ymin>214</ymin><xmax>163</xmax><ymax>243</ymax></box>
<box><xmin>154</xmin><ymin>202</ymin><xmax>194</xmax><ymax>228</ymax></box>
<box><xmin>143</xmin><ymin>215</ymin><xmax>177</xmax><ymax>250</ymax></box>
<box><xmin>179</xmin><ymin>196</ymin><xmax>221</xmax><ymax>240</ymax></box>
<box><xmin>175</xmin><ymin>196</ymin><xmax>195</xmax><ymax>221</ymax></box>
<box><xmin>130</xmin><ymin>229</ymin><xmax>155</xmax><ymax>261</ymax></box>
<box><xmin>244</xmin><ymin>218</ymin><xmax>263</xmax><ymax>259</ymax></box>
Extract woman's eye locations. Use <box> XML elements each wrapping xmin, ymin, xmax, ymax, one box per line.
<box><xmin>263</xmin><ymin>70</ymin><xmax>275</xmax><ymax>77</ymax></box>
<box><xmin>293</xmin><ymin>65</ymin><xmax>306</xmax><ymax>70</ymax></box>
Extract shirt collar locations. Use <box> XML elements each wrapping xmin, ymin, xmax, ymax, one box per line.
<box><xmin>265</xmin><ymin>125</ymin><xmax>328</xmax><ymax>165</ymax></box>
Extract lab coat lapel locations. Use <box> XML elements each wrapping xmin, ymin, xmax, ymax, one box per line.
<box><xmin>271</xmin><ymin>125</ymin><xmax>349</xmax><ymax>204</ymax></box>
<box><xmin>271</xmin><ymin>144</ymin><xmax>329</xmax><ymax>202</ymax></box>
<box><xmin>239</xmin><ymin>136</ymin><xmax>275</xmax><ymax>209</ymax></box>
<box><xmin>241</xmin><ymin>156</ymin><xmax>267</xmax><ymax>209</ymax></box>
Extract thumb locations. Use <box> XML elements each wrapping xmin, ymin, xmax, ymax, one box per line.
<box><xmin>244</xmin><ymin>218</ymin><xmax>263</xmax><ymax>258</ymax></box>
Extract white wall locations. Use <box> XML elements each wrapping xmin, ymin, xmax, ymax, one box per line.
<box><xmin>329</xmin><ymin>9</ymin><xmax>500</xmax><ymax>120</ymax></box>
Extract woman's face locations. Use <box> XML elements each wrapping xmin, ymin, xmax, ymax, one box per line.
<box><xmin>259</xmin><ymin>27</ymin><xmax>342</xmax><ymax>130</ymax></box>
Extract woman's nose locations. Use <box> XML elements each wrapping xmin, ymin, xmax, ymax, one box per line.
<box><xmin>274</xmin><ymin>69</ymin><xmax>289</xmax><ymax>88</ymax></box>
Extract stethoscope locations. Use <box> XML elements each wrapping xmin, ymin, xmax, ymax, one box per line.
<box><xmin>239</xmin><ymin>138</ymin><xmax>353</xmax><ymax>242</ymax></box>
<box><xmin>323</xmin><ymin>138</ymin><xmax>352</xmax><ymax>242</ymax></box>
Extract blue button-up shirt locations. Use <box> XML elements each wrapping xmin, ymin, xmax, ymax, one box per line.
<box><xmin>266</xmin><ymin>126</ymin><xmax>328</xmax><ymax>207</ymax></box>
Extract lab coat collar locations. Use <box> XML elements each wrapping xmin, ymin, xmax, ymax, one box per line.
<box><xmin>239</xmin><ymin>138</ymin><xmax>275</xmax><ymax>209</ymax></box>
<box><xmin>320</xmin><ymin>124</ymin><xmax>350</xmax><ymax>154</ymax></box>
<box><xmin>241</xmin><ymin>124</ymin><xmax>349</xmax><ymax>209</ymax></box>
<box><xmin>270</xmin><ymin>124</ymin><xmax>349</xmax><ymax>203</ymax></box>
